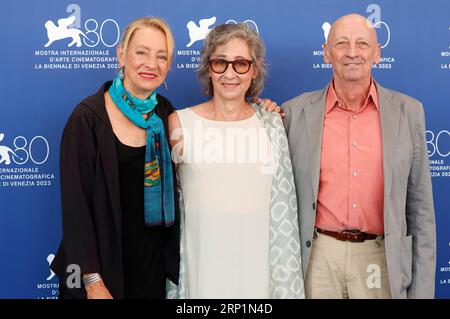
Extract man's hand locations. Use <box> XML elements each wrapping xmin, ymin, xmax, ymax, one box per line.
<box><xmin>254</xmin><ymin>97</ymin><xmax>285</xmax><ymax>117</ymax></box>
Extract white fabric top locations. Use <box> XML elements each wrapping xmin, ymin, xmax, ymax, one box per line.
<box><xmin>176</xmin><ymin>107</ymin><xmax>274</xmax><ymax>298</ymax></box>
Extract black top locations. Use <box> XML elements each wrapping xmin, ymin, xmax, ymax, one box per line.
<box><xmin>115</xmin><ymin>136</ymin><xmax>165</xmax><ymax>299</ymax></box>
<box><xmin>51</xmin><ymin>81</ymin><xmax>180</xmax><ymax>299</ymax></box>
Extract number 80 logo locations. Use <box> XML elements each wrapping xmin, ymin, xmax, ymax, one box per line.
<box><xmin>66</xmin><ymin>4</ymin><xmax>120</xmax><ymax>48</ymax></box>
<box><xmin>12</xmin><ymin>136</ymin><xmax>50</xmax><ymax>165</ymax></box>
<box><xmin>427</xmin><ymin>130</ymin><xmax>450</xmax><ymax>158</ymax></box>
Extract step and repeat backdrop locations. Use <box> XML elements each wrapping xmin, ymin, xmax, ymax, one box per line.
<box><xmin>0</xmin><ymin>0</ymin><xmax>449</xmax><ymax>298</ymax></box>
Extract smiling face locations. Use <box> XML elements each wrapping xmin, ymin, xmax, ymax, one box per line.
<box><xmin>208</xmin><ymin>37</ymin><xmax>257</xmax><ymax>102</ymax></box>
<box><xmin>117</xmin><ymin>26</ymin><xmax>169</xmax><ymax>99</ymax></box>
<box><xmin>324</xmin><ymin>14</ymin><xmax>381</xmax><ymax>86</ymax></box>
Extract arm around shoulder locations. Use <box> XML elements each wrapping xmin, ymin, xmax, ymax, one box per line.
<box><xmin>168</xmin><ymin>111</ymin><xmax>184</xmax><ymax>164</ymax></box>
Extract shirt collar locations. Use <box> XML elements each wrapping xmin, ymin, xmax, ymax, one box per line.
<box><xmin>325</xmin><ymin>78</ymin><xmax>379</xmax><ymax>114</ymax></box>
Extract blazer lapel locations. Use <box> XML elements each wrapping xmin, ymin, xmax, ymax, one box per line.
<box><xmin>377</xmin><ymin>82</ymin><xmax>400</xmax><ymax>199</ymax></box>
<box><xmin>304</xmin><ymin>88</ymin><xmax>327</xmax><ymax>201</ymax></box>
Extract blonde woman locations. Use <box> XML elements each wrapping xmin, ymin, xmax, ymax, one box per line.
<box><xmin>51</xmin><ymin>17</ymin><xmax>179</xmax><ymax>299</ymax></box>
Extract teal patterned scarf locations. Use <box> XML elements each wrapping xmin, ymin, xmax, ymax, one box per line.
<box><xmin>109</xmin><ymin>75</ymin><xmax>174</xmax><ymax>227</ymax></box>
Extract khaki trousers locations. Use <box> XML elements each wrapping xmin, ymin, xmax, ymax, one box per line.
<box><xmin>305</xmin><ymin>231</ymin><xmax>392</xmax><ymax>299</ymax></box>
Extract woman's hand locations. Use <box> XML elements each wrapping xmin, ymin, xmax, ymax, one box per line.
<box><xmin>85</xmin><ymin>280</ymin><xmax>113</xmax><ymax>299</ymax></box>
<box><xmin>254</xmin><ymin>98</ymin><xmax>285</xmax><ymax>117</ymax></box>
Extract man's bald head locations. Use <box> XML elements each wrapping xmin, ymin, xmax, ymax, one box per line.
<box><xmin>323</xmin><ymin>13</ymin><xmax>381</xmax><ymax>86</ymax></box>
<box><xmin>327</xmin><ymin>14</ymin><xmax>378</xmax><ymax>46</ymax></box>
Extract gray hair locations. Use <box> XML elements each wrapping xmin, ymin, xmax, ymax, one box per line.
<box><xmin>197</xmin><ymin>23</ymin><xmax>267</xmax><ymax>100</ymax></box>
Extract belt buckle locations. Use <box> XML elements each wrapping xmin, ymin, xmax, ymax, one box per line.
<box><xmin>342</xmin><ymin>229</ymin><xmax>364</xmax><ymax>242</ymax></box>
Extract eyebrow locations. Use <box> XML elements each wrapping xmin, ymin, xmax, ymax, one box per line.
<box><xmin>135</xmin><ymin>45</ymin><xmax>168</xmax><ymax>53</ymax></box>
<box><xmin>211</xmin><ymin>54</ymin><xmax>250</xmax><ymax>59</ymax></box>
<box><xmin>334</xmin><ymin>36</ymin><xmax>370</xmax><ymax>42</ymax></box>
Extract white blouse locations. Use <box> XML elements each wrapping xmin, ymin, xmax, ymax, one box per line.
<box><xmin>176</xmin><ymin>108</ymin><xmax>274</xmax><ymax>298</ymax></box>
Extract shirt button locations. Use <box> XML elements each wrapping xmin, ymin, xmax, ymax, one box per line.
<box><xmin>352</xmin><ymin>203</ymin><xmax>357</xmax><ymax>208</ymax></box>
<box><xmin>306</xmin><ymin>240</ymin><xmax>312</xmax><ymax>248</ymax></box>
<box><xmin>352</xmin><ymin>142</ymin><xmax>358</xmax><ymax>147</ymax></box>
<box><xmin>352</xmin><ymin>114</ymin><xmax>357</xmax><ymax>119</ymax></box>
<box><xmin>353</xmin><ymin>171</ymin><xmax>358</xmax><ymax>177</ymax></box>
<box><xmin>312</xmin><ymin>203</ymin><xmax>316</xmax><ymax>210</ymax></box>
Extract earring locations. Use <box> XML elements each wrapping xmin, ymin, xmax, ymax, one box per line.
<box><xmin>163</xmin><ymin>81</ymin><xmax>168</xmax><ymax>90</ymax></box>
<box><xmin>119</xmin><ymin>68</ymin><xmax>124</xmax><ymax>80</ymax></box>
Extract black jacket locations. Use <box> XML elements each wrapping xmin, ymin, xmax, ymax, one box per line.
<box><xmin>51</xmin><ymin>81</ymin><xmax>180</xmax><ymax>298</ymax></box>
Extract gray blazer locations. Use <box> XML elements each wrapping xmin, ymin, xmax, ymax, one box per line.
<box><xmin>282</xmin><ymin>82</ymin><xmax>436</xmax><ymax>299</ymax></box>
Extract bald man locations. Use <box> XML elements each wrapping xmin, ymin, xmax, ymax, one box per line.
<box><xmin>282</xmin><ymin>14</ymin><xmax>436</xmax><ymax>299</ymax></box>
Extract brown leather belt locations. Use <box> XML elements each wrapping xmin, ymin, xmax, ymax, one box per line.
<box><xmin>316</xmin><ymin>228</ymin><xmax>378</xmax><ymax>242</ymax></box>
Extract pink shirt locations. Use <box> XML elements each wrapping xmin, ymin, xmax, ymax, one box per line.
<box><xmin>315</xmin><ymin>79</ymin><xmax>384</xmax><ymax>235</ymax></box>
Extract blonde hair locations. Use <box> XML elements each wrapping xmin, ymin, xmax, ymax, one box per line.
<box><xmin>119</xmin><ymin>17</ymin><xmax>175</xmax><ymax>64</ymax></box>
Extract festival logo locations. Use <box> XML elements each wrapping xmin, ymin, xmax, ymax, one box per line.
<box><xmin>46</xmin><ymin>254</ymin><xmax>56</xmax><ymax>281</ymax></box>
<box><xmin>437</xmin><ymin>252</ymin><xmax>450</xmax><ymax>292</ymax></box>
<box><xmin>186</xmin><ymin>16</ymin><xmax>216</xmax><ymax>48</ymax></box>
<box><xmin>34</xmin><ymin>4</ymin><xmax>120</xmax><ymax>71</ymax></box>
<box><xmin>0</xmin><ymin>132</ymin><xmax>55</xmax><ymax>188</ymax></box>
<box><xmin>44</xmin><ymin>16</ymin><xmax>94</xmax><ymax>48</ymax></box>
<box><xmin>439</xmin><ymin>25</ymin><xmax>450</xmax><ymax>70</ymax></box>
<box><xmin>176</xmin><ymin>17</ymin><xmax>260</xmax><ymax>71</ymax></box>
<box><xmin>0</xmin><ymin>133</ymin><xmax>22</xmax><ymax>165</ymax></box>
<box><xmin>322</xmin><ymin>22</ymin><xmax>331</xmax><ymax>42</ymax></box>
<box><xmin>36</xmin><ymin>253</ymin><xmax>59</xmax><ymax>299</ymax></box>
<box><xmin>427</xmin><ymin>129</ymin><xmax>450</xmax><ymax>179</ymax></box>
